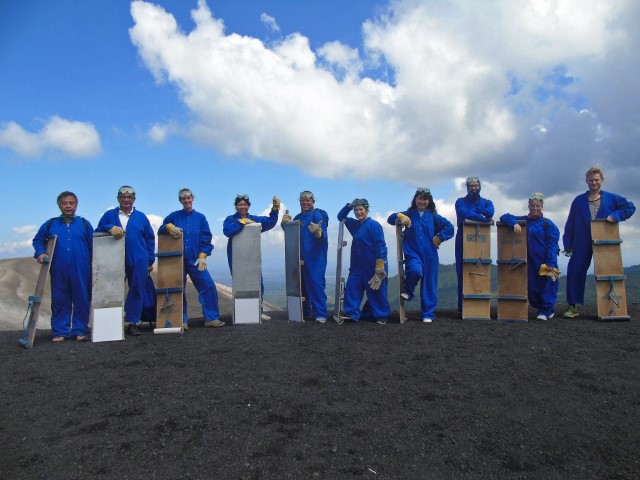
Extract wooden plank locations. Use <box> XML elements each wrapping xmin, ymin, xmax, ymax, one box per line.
<box><xmin>496</xmin><ymin>221</ymin><xmax>528</xmax><ymax>322</ymax></box>
<box><xmin>462</xmin><ymin>221</ymin><xmax>492</xmax><ymax>320</ymax></box>
<box><xmin>591</xmin><ymin>220</ymin><xmax>628</xmax><ymax>321</ymax></box>
<box><xmin>155</xmin><ymin>234</ymin><xmax>184</xmax><ymax>330</ymax></box>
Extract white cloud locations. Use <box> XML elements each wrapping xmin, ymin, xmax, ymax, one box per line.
<box><xmin>0</xmin><ymin>116</ymin><xmax>101</xmax><ymax>158</ymax></box>
<box><xmin>260</xmin><ymin>13</ymin><xmax>280</xmax><ymax>33</ymax></box>
<box><xmin>129</xmin><ymin>0</ymin><xmax>640</xmax><ymax>210</ymax></box>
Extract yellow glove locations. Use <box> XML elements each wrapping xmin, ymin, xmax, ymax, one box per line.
<box><xmin>308</xmin><ymin>221</ymin><xmax>323</xmax><ymax>239</ymax></box>
<box><xmin>397</xmin><ymin>213</ymin><xmax>412</xmax><ymax>227</ymax></box>
<box><xmin>239</xmin><ymin>218</ymin><xmax>255</xmax><ymax>225</ymax></box>
<box><xmin>368</xmin><ymin>260</ymin><xmax>387</xmax><ymax>290</ymax></box>
<box><xmin>272</xmin><ymin>196</ymin><xmax>280</xmax><ymax>211</ymax></box>
<box><xmin>194</xmin><ymin>252</ymin><xmax>207</xmax><ymax>271</ymax></box>
<box><xmin>281</xmin><ymin>210</ymin><xmax>292</xmax><ymax>226</ymax></box>
<box><xmin>433</xmin><ymin>236</ymin><xmax>442</xmax><ymax>249</ymax></box>
<box><xmin>539</xmin><ymin>264</ymin><xmax>561</xmax><ymax>281</ymax></box>
<box><xmin>109</xmin><ymin>226</ymin><xmax>125</xmax><ymax>239</ymax></box>
<box><xmin>165</xmin><ymin>223</ymin><xmax>183</xmax><ymax>239</ymax></box>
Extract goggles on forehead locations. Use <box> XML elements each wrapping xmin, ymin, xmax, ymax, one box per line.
<box><xmin>529</xmin><ymin>192</ymin><xmax>544</xmax><ymax>204</ymax></box>
<box><xmin>466</xmin><ymin>176</ymin><xmax>481</xmax><ymax>185</ymax></box>
<box><xmin>118</xmin><ymin>186</ymin><xmax>135</xmax><ymax>196</ymax></box>
<box><xmin>235</xmin><ymin>193</ymin><xmax>250</xmax><ymax>201</ymax></box>
<box><xmin>416</xmin><ymin>187</ymin><xmax>431</xmax><ymax>195</ymax></box>
<box><xmin>299</xmin><ymin>191</ymin><xmax>315</xmax><ymax>201</ymax></box>
<box><xmin>179</xmin><ymin>188</ymin><xmax>194</xmax><ymax>199</ymax></box>
<box><xmin>352</xmin><ymin>198</ymin><xmax>370</xmax><ymax>209</ymax></box>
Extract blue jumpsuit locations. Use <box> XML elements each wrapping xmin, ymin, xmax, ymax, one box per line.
<box><xmin>160</xmin><ymin>209</ymin><xmax>219</xmax><ymax>323</ymax></box>
<box><xmin>499</xmin><ymin>214</ymin><xmax>560</xmax><ymax>316</ymax></box>
<box><xmin>96</xmin><ymin>209</ymin><xmax>155</xmax><ymax>324</ymax></box>
<box><xmin>338</xmin><ymin>204</ymin><xmax>390</xmax><ymax>321</ymax></box>
<box><xmin>293</xmin><ymin>208</ymin><xmax>329</xmax><ymax>319</ymax></box>
<box><xmin>222</xmin><ymin>209</ymin><xmax>279</xmax><ymax>279</ymax></box>
<box><xmin>388</xmin><ymin>209</ymin><xmax>454</xmax><ymax>320</ymax></box>
<box><xmin>563</xmin><ymin>191</ymin><xmax>635</xmax><ymax>305</ymax></box>
<box><xmin>33</xmin><ymin>217</ymin><xmax>93</xmax><ymax>338</ymax></box>
<box><xmin>455</xmin><ymin>194</ymin><xmax>494</xmax><ymax>311</ymax></box>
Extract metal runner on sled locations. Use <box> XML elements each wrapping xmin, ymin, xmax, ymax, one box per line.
<box><xmin>333</xmin><ymin>220</ymin><xmax>347</xmax><ymax>324</ymax></box>
<box><xmin>17</xmin><ymin>235</ymin><xmax>57</xmax><ymax>349</ymax></box>
<box><xmin>154</xmin><ymin>233</ymin><xmax>184</xmax><ymax>334</ymax></box>
<box><xmin>395</xmin><ymin>223</ymin><xmax>408</xmax><ymax>324</ymax></box>
<box><xmin>232</xmin><ymin>223</ymin><xmax>262</xmax><ymax>324</ymax></box>
<box><xmin>591</xmin><ymin>220</ymin><xmax>630</xmax><ymax>321</ymax></box>
<box><xmin>496</xmin><ymin>220</ymin><xmax>528</xmax><ymax>322</ymax></box>
<box><xmin>91</xmin><ymin>232</ymin><xmax>126</xmax><ymax>342</ymax></box>
<box><xmin>283</xmin><ymin>219</ymin><xmax>304</xmax><ymax>322</ymax></box>
<box><xmin>462</xmin><ymin>220</ymin><xmax>493</xmax><ymax>320</ymax></box>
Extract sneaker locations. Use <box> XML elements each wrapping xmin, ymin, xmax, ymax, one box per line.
<box><xmin>376</xmin><ymin>318</ymin><xmax>387</xmax><ymax>325</ymax></box>
<box><xmin>316</xmin><ymin>317</ymin><xmax>327</xmax><ymax>323</ymax></box>
<box><xmin>536</xmin><ymin>313</ymin><xmax>548</xmax><ymax>321</ymax></box>
<box><xmin>548</xmin><ymin>312</ymin><xmax>554</xmax><ymax>320</ymax></box>
<box><xmin>204</xmin><ymin>320</ymin><xmax>225</xmax><ymax>328</ymax></box>
<box><xmin>400</xmin><ymin>293</ymin><xmax>410</xmax><ymax>301</ymax></box>
<box><xmin>563</xmin><ymin>306</ymin><xmax>579</xmax><ymax>319</ymax></box>
<box><xmin>127</xmin><ymin>323</ymin><xmax>142</xmax><ymax>336</ymax></box>
<box><xmin>261</xmin><ymin>313</ymin><xmax>271</xmax><ymax>321</ymax></box>
<box><xmin>422</xmin><ymin>318</ymin><xmax>433</xmax><ymax>323</ymax></box>
<box><xmin>182</xmin><ymin>323</ymin><xmax>189</xmax><ymax>331</ymax></box>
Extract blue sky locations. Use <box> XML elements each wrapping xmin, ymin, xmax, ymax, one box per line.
<box><xmin>1</xmin><ymin>0</ymin><xmax>639</xmax><ymax>279</ymax></box>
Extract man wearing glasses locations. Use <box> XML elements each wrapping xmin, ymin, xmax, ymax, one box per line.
<box><xmin>96</xmin><ymin>186</ymin><xmax>155</xmax><ymax>335</ymax></box>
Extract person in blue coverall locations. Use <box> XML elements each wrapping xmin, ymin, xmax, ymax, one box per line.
<box><xmin>281</xmin><ymin>191</ymin><xmax>329</xmax><ymax>322</ymax></box>
<box><xmin>388</xmin><ymin>188</ymin><xmax>454</xmax><ymax>322</ymax></box>
<box><xmin>32</xmin><ymin>191</ymin><xmax>93</xmax><ymax>342</ymax></box>
<box><xmin>455</xmin><ymin>177</ymin><xmax>494</xmax><ymax>313</ymax></box>
<box><xmin>223</xmin><ymin>193</ymin><xmax>279</xmax><ymax>320</ymax></box>
<box><xmin>337</xmin><ymin>198</ymin><xmax>390</xmax><ymax>324</ymax></box>
<box><xmin>562</xmin><ymin>166</ymin><xmax>636</xmax><ymax>318</ymax></box>
<box><xmin>96</xmin><ymin>186</ymin><xmax>155</xmax><ymax>336</ymax></box>
<box><xmin>500</xmin><ymin>193</ymin><xmax>561</xmax><ymax>320</ymax></box>
<box><xmin>160</xmin><ymin>188</ymin><xmax>224</xmax><ymax>329</ymax></box>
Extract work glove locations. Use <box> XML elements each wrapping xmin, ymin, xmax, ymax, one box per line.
<box><xmin>368</xmin><ymin>259</ymin><xmax>387</xmax><ymax>291</ymax></box>
<box><xmin>539</xmin><ymin>264</ymin><xmax>561</xmax><ymax>281</ymax></box>
<box><xmin>561</xmin><ymin>249</ymin><xmax>572</xmax><ymax>257</ymax></box>
<box><xmin>239</xmin><ymin>218</ymin><xmax>256</xmax><ymax>225</ymax></box>
<box><xmin>36</xmin><ymin>254</ymin><xmax>50</xmax><ymax>264</ymax></box>
<box><xmin>165</xmin><ymin>223</ymin><xmax>183</xmax><ymax>239</ymax></box>
<box><xmin>308</xmin><ymin>220</ymin><xmax>323</xmax><ymax>239</ymax></box>
<box><xmin>194</xmin><ymin>252</ymin><xmax>207</xmax><ymax>272</ymax></box>
<box><xmin>281</xmin><ymin>210</ymin><xmax>292</xmax><ymax>226</ymax></box>
<box><xmin>272</xmin><ymin>196</ymin><xmax>280</xmax><ymax>211</ymax></box>
<box><xmin>397</xmin><ymin>213</ymin><xmax>411</xmax><ymax>228</ymax></box>
<box><xmin>109</xmin><ymin>226</ymin><xmax>125</xmax><ymax>239</ymax></box>
<box><xmin>433</xmin><ymin>236</ymin><xmax>442</xmax><ymax>249</ymax></box>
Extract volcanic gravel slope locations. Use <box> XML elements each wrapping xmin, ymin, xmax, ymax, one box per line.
<box><xmin>1</xmin><ymin>304</ymin><xmax>639</xmax><ymax>480</ymax></box>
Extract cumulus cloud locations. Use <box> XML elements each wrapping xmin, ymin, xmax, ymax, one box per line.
<box><xmin>129</xmin><ymin>0</ymin><xmax>640</xmax><ymax>202</ymax></box>
<box><xmin>260</xmin><ymin>13</ymin><xmax>280</xmax><ymax>33</ymax></box>
<box><xmin>0</xmin><ymin>116</ymin><xmax>101</xmax><ymax>158</ymax></box>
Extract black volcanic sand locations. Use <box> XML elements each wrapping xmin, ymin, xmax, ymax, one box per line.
<box><xmin>2</xmin><ymin>305</ymin><xmax>640</xmax><ymax>480</ymax></box>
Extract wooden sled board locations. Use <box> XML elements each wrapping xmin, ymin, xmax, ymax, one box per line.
<box><xmin>17</xmin><ymin>235</ymin><xmax>57</xmax><ymax>349</ymax></box>
<box><xmin>591</xmin><ymin>220</ymin><xmax>629</xmax><ymax>321</ymax></box>
<box><xmin>91</xmin><ymin>233</ymin><xmax>126</xmax><ymax>342</ymax></box>
<box><xmin>462</xmin><ymin>220</ymin><xmax>492</xmax><ymax>320</ymax></box>
<box><xmin>395</xmin><ymin>224</ymin><xmax>407</xmax><ymax>324</ymax></box>
<box><xmin>333</xmin><ymin>220</ymin><xmax>346</xmax><ymax>324</ymax></box>
<box><xmin>496</xmin><ymin>220</ymin><xmax>528</xmax><ymax>322</ymax></box>
<box><xmin>232</xmin><ymin>223</ymin><xmax>262</xmax><ymax>324</ymax></box>
<box><xmin>283</xmin><ymin>220</ymin><xmax>304</xmax><ymax>322</ymax></box>
<box><xmin>155</xmin><ymin>233</ymin><xmax>184</xmax><ymax>333</ymax></box>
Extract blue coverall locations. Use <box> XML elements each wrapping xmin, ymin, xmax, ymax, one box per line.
<box><xmin>337</xmin><ymin>204</ymin><xmax>390</xmax><ymax>321</ymax></box>
<box><xmin>96</xmin><ymin>209</ymin><xmax>155</xmax><ymax>325</ymax></box>
<box><xmin>500</xmin><ymin>214</ymin><xmax>560</xmax><ymax>317</ymax></box>
<box><xmin>222</xmin><ymin>209</ymin><xmax>279</xmax><ymax>296</ymax></box>
<box><xmin>160</xmin><ymin>209</ymin><xmax>219</xmax><ymax>323</ymax></box>
<box><xmin>388</xmin><ymin>209</ymin><xmax>454</xmax><ymax>320</ymax></box>
<box><xmin>32</xmin><ymin>216</ymin><xmax>93</xmax><ymax>338</ymax></box>
<box><xmin>563</xmin><ymin>191</ymin><xmax>635</xmax><ymax>305</ymax></box>
<box><xmin>293</xmin><ymin>208</ymin><xmax>329</xmax><ymax>319</ymax></box>
<box><xmin>455</xmin><ymin>194</ymin><xmax>494</xmax><ymax>311</ymax></box>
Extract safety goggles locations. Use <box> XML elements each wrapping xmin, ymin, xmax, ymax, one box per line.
<box><xmin>299</xmin><ymin>191</ymin><xmax>315</xmax><ymax>201</ymax></box>
<box><xmin>466</xmin><ymin>177</ymin><xmax>481</xmax><ymax>185</ymax></box>
<box><xmin>529</xmin><ymin>192</ymin><xmax>544</xmax><ymax>204</ymax></box>
<box><xmin>416</xmin><ymin>187</ymin><xmax>431</xmax><ymax>195</ymax></box>
<box><xmin>235</xmin><ymin>193</ymin><xmax>250</xmax><ymax>201</ymax></box>
<box><xmin>118</xmin><ymin>186</ymin><xmax>135</xmax><ymax>196</ymax></box>
<box><xmin>179</xmin><ymin>189</ymin><xmax>194</xmax><ymax>199</ymax></box>
<box><xmin>352</xmin><ymin>198</ymin><xmax>370</xmax><ymax>208</ymax></box>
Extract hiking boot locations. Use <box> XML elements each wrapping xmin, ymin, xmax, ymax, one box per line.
<box><xmin>563</xmin><ymin>306</ymin><xmax>579</xmax><ymax>319</ymax></box>
<box><xmin>204</xmin><ymin>320</ymin><xmax>225</xmax><ymax>328</ymax></box>
<box><xmin>182</xmin><ymin>323</ymin><xmax>189</xmax><ymax>331</ymax></box>
<box><xmin>127</xmin><ymin>323</ymin><xmax>142</xmax><ymax>336</ymax></box>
